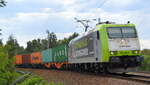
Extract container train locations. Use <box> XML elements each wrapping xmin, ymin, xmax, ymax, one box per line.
<box><xmin>14</xmin><ymin>21</ymin><xmax>144</xmax><ymax>73</ymax></box>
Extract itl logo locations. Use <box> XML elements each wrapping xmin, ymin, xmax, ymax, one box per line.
<box><xmin>32</xmin><ymin>56</ymin><xmax>39</xmax><ymax>60</ymax></box>
<box><xmin>120</xmin><ymin>39</ymin><xmax>127</xmax><ymax>45</ymax></box>
<box><xmin>119</xmin><ymin>39</ymin><xmax>130</xmax><ymax>47</ymax></box>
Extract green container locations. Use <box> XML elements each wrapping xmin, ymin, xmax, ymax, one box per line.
<box><xmin>52</xmin><ymin>44</ymin><xmax>68</xmax><ymax>62</ymax></box>
<box><xmin>41</xmin><ymin>49</ymin><xmax>52</xmax><ymax>63</ymax></box>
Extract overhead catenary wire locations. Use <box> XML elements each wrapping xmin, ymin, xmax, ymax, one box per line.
<box><xmin>74</xmin><ymin>18</ymin><xmax>90</xmax><ymax>32</ymax></box>
<box><xmin>74</xmin><ymin>0</ymin><xmax>110</xmax><ymax>33</ymax></box>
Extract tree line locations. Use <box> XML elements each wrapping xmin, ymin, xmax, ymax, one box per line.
<box><xmin>0</xmin><ymin>30</ymin><xmax>79</xmax><ymax>57</ymax></box>
<box><xmin>1</xmin><ymin>30</ymin><xmax>150</xmax><ymax>57</ymax></box>
<box><xmin>141</xmin><ymin>49</ymin><xmax>150</xmax><ymax>55</ymax></box>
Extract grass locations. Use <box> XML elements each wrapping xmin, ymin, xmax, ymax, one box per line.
<box><xmin>139</xmin><ymin>55</ymin><xmax>150</xmax><ymax>71</ymax></box>
<box><xmin>16</xmin><ymin>74</ymin><xmax>63</xmax><ymax>85</ymax></box>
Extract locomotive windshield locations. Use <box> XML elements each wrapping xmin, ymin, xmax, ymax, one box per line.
<box><xmin>107</xmin><ymin>27</ymin><xmax>137</xmax><ymax>38</ymax></box>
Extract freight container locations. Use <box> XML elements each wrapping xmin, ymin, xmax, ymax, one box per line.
<box><xmin>15</xmin><ymin>55</ymin><xmax>22</xmax><ymax>65</ymax></box>
<box><xmin>22</xmin><ymin>54</ymin><xmax>31</xmax><ymax>64</ymax></box>
<box><xmin>52</xmin><ymin>44</ymin><xmax>68</xmax><ymax>62</ymax></box>
<box><xmin>41</xmin><ymin>49</ymin><xmax>53</xmax><ymax>63</ymax></box>
<box><xmin>30</xmin><ymin>52</ymin><xmax>42</xmax><ymax>64</ymax></box>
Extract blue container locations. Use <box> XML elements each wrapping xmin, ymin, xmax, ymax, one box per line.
<box><xmin>41</xmin><ymin>49</ymin><xmax>52</xmax><ymax>63</ymax></box>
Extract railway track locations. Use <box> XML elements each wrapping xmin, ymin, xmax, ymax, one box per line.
<box><xmin>11</xmin><ymin>70</ymin><xmax>31</xmax><ymax>85</ymax></box>
<box><xmin>106</xmin><ymin>72</ymin><xmax>150</xmax><ymax>84</ymax></box>
<box><xmin>70</xmin><ymin>70</ymin><xmax>150</xmax><ymax>84</ymax></box>
<box><xmin>60</xmin><ymin>69</ymin><xmax>150</xmax><ymax>84</ymax></box>
<box><xmin>17</xmin><ymin>68</ymin><xmax>150</xmax><ymax>85</ymax></box>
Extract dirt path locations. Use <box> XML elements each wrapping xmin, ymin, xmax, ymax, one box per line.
<box><xmin>17</xmin><ymin>68</ymin><xmax>149</xmax><ymax>85</ymax></box>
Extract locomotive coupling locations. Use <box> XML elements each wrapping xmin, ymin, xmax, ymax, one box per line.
<box><xmin>136</xmin><ymin>56</ymin><xmax>144</xmax><ymax>62</ymax></box>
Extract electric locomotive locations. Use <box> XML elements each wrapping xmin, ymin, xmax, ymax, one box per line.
<box><xmin>68</xmin><ymin>21</ymin><xmax>143</xmax><ymax>73</ymax></box>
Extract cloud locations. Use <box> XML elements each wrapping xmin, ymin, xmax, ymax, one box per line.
<box><xmin>1</xmin><ymin>0</ymin><xmax>150</xmax><ymax>49</ymax></box>
<box><xmin>56</xmin><ymin>32</ymin><xmax>73</xmax><ymax>39</ymax></box>
<box><xmin>140</xmin><ymin>39</ymin><xmax>150</xmax><ymax>49</ymax></box>
<box><xmin>13</xmin><ymin>0</ymin><xmax>25</xmax><ymax>2</ymax></box>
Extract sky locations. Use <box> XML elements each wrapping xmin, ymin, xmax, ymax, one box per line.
<box><xmin>0</xmin><ymin>0</ymin><xmax>150</xmax><ymax>49</ymax></box>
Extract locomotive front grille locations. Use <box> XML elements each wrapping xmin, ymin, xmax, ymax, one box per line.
<box><xmin>109</xmin><ymin>56</ymin><xmax>143</xmax><ymax>68</ymax></box>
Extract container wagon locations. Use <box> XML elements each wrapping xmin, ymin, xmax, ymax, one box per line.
<box><xmin>14</xmin><ymin>55</ymin><xmax>22</xmax><ymax>67</ymax></box>
<box><xmin>41</xmin><ymin>49</ymin><xmax>53</xmax><ymax>68</ymax></box>
<box><xmin>30</xmin><ymin>52</ymin><xmax>42</xmax><ymax>68</ymax></box>
<box><xmin>22</xmin><ymin>54</ymin><xmax>31</xmax><ymax>67</ymax></box>
<box><xmin>52</xmin><ymin>44</ymin><xmax>68</xmax><ymax>69</ymax></box>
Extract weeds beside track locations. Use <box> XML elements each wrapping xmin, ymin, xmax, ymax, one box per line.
<box><xmin>11</xmin><ymin>70</ymin><xmax>31</xmax><ymax>85</ymax></box>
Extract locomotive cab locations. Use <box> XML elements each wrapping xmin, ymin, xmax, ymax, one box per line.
<box><xmin>97</xmin><ymin>23</ymin><xmax>144</xmax><ymax>72</ymax></box>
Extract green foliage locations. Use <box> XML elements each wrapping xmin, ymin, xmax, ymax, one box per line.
<box><xmin>142</xmin><ymin>49</ymin><xmax>150</xmax><ymax>55</ymax></box>
<box><xmin>5</xmin><ymin>35</ymin><xmax>25</xmax><ymax>57</ymax></box>
<box><xmin>17</xmin><ymin>76</ymin><xmax>46</xmax><ymax>85</ymax></box>
<box><xmin>0</xmin><ymin>71</ymin><xmax>20</xmax><ymax>85</ymax></box>
<box><xmin>0</xmin><ymin>45</ymin><xmax>8</xmax><ymax>71</ymax></box>
<box><xmin>25</xmin><ymin>38</ymin><xmax>50</xmax><ymax>53</ymax></box>
<box><xmin>26</xmin><ymin>39</ymin><xmax>42</xmax><ymax>53</ymax></box>
<box><xmin>0</xmin><ymin>0</ymin><xmax>6</xmax><ymax>7</ymax></box>
<box><xmin>0</xmin><ymin>45</ymin><xmax>20</xmax><ymax>85</ymax></box>
<box><xmin>139</xmin><ymin>49</ymin><xmax>150</xmax><ymax>71</ymax></box>
<box><xmin>0</xmin><ymin>39</ymin><xmax>3</xmax><ymax>45</ymax></box>
<box><xmin>57</xmin><ymin>32</ymin><xmax>79</xmax><ymax>45</ymax></box>
<box><xmin>48</xmin><ymin>32</ymin><xmax>57</xmax><ymax>48</ymax></box>
<box><xmin>17</xmin><ymin>75</ymin><xmax>63</xmax><ymax>85</ymax></box>
<box><xmin>139</xmin><ymin>55</ymin><xmax>150</xmax><ymax>71</ymax></box>
<box><xmin>25</xmin><ymin>32</ymin><xmax>79</xmax><ymax>53</ymax></box>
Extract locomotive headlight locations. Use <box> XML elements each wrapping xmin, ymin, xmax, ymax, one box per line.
<box><xmin>110</xmin><ymin>52</ymin><xmax>114</xmax><ymax>55</ymax></box>
<box><xmin>135</xmin><ymin>51</ymin><xmax>138</xmax><ymax>54</ymax></box>
<box><xmin>133</xmin><ymin>51</ymin><xmax>139</xmax><ymax>54</ymax></box>
<box><xmin>110</xmin><ymin>51</ymin><xmax>117</xmax><ymax>55</ymax></box>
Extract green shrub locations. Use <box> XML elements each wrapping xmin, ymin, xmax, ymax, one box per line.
<box><xmin>139</xmin><ymin>55</ymin><xmax>150</xmax><ymax>71</ymax></box>
<box><xmin>0</xmin><ymin>45</ymin><xmax>20</xmax><ymax>84</ymax></box>
<box><xmin>17</xmin><ymin>75</ymin><xmax>63</xmax><ymax>85</ymax></box>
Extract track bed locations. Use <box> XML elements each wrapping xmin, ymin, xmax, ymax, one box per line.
<box><xmin>16</xmin><ymin>68</ymin><xmax>149</xmax><ymax>85</ymax></box>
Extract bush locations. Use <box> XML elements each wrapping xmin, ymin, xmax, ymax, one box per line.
<box><xmin>17</xmin><ymin>75</ymin><xmax>63</xmax><ymax>85</ymax></box>
<box><xmin>139</xmin><ymin>55</ymin><xmax>150</xmax><ymax>71</ymax></box>
<box><xmin>0</xmin><ymin>45</ymin><xmax>20</xmax><ymax>84</ymax></box>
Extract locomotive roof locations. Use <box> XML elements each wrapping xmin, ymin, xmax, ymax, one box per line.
<box><xmin>69</xmin><ymin>23</ymin><xmax>135</xmax><ymax>45</ymax></box>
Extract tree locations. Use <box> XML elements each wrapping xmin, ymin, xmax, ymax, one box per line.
<box><xmin>0</xmin><ymin>0</ymin><xmax>6</xmax><ymax>7</ymax></box>
<box><xmin>0</xmin><ymin>40</ymin><xmax>2</xmax><ymax>45</ymax></box>
<box><xmin>0</xmin><ymin>29</ymin><xmax>2</xmax><ymax>45</ymax></box>
<box><xmin>5</xmin><ymin>35</ymin><xmax>24</xmax><ymax>57</ymax></box>
<box><xmin>25</xmin><ymin>38</ymin><xmax>45</xmax><ymax>53</ymax></box>
<box><xmin>58</xmin><ymin>32</ymin><xmax>79</xmax><ymax>45</ymax></box>
<box><xmin>68</xmin><ymin>32</ymin><xmax>79</xmax><ymax>42</ymax></box>
<box><xmin>49</xmin><ymin>32</ymin><xmax>57</xmax><ymax>48</ymax></box>
<box><xmin>142</xmin><ymin>49</ymin><xmax>150</xmax><ymax>55</ymax></box>
<box><xmin>41</xmin><ymin>39</ymin><xmax>48</xmax><ymax>50</ymax></box>
<box><xmin>46</xmin><ymin>31</ymin><xmax>57</xmax><ymax>48</ymax></box>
